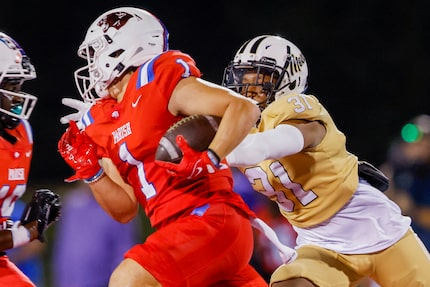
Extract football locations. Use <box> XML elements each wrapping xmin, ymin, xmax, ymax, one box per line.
<box><xmin>155</xmin><ymin>115</ymin><xmax>222</xmax><ymax>163</ymax></box>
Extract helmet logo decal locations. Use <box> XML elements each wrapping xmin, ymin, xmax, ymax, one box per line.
<box><xmin>286</xmin><ymin>45</ymin><xmax>306</xmax><ymax>76</ymax></box>
<box><xmin>14</xmin><ymin>52</ymin><xmax>22</xmax><ymax>64</ymax></box>
<box><xmin>98</xmin><ymin>12</ymin><xmax>133</xmax><ymax>33</ymax></box>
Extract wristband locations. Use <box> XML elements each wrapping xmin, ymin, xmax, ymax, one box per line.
<box><xmin>84</xmin><ymin>168</ymin><xmax>105</xmax><ymax>184</ymax></box>
<box><xmin>207</xmin><ymin>148</ymin><xmax>220</xmax><ymax>167</ymax></box>
<box><xmin>11</xmin><ymin>225</ymin><xmax>30</xmax><ymax>248</ymax></box>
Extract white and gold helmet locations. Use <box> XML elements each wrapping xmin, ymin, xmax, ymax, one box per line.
<box><xmin>0</xmin><ymin>32</ymin><xmax>37</xmax><ymax>128</ymax></box>
<box><xmin>75</xmin><ymin>7</ymin><xmax>169</xmax><ymax>102</ymax></box>
<box><xmin>223</xmin><ymin>35</ymin><xmax>308</xmax><ymax>108</ymax></box>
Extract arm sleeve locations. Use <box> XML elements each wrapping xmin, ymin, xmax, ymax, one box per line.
<box><xmin>226</xmin><ymin>124</ymin><xmax>304</xmax><ymax>167</ymax></box>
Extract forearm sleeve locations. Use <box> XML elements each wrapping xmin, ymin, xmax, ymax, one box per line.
<box><xmin>226</xmin><ymin>124</ymin><xmax>304</xmax><ymax>166</ymax></box>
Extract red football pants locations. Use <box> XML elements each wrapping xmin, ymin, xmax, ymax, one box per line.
<box><xmin>0</xmin><ymin>255</ymin><xmax>35</xmax><ymax>287</ymax></box>
<box><xmin>126</xmin><ymin>202</ymin><xmax>267</xmax><ymax>287</ymax></box>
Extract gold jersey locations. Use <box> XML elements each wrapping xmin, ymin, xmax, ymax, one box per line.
<box><xmin>240</xmin><ymin>93</ymin><xmax>358</xmax><ymax>228</ymax></box>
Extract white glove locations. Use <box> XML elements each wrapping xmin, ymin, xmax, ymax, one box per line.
<box><xmin>251</xmin><ymin>217</ymin><xmax>298</xmax><ymax>264</ymax></box>
<box><xmin>60</xmin><ymin>98</ymin><xmax>92</xmax><ymax>130</ymax></box>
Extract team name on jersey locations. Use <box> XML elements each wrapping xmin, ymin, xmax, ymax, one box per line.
<box><xmin>112</xmin><ymin>122</ymin><xmax>132</xmax><ymax>144</ymax></box>
<box><xmin>8</xmin><ymin>168</ymin><xmax>25</xmax><ymax>181</ymax></box>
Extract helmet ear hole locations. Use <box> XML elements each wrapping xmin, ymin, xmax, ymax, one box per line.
<box><xmin>289</xmin><ymin>80</ymin><xmax>296</xmax><ymax>91</ymax></box>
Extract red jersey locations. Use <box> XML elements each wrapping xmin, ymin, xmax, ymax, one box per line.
<box><xmin>82</xmin><ymin>50</ymin><xmax>254</xmax><ymax>228</ymax></box>
<box><xmin>0</xmin><ymin>120</ymin><xmax>33</xmax><ymax>219</ymax></box>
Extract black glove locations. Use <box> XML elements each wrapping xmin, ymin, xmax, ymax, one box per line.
<box><xmin>358</xmin><ymin>161</ymin><xmax>389</xmax><ymax>192</ymax></box>
<box><xmin>20</xmin><ymin>189</ymin><xmax>62</xmax><ymax>242</ymax></box>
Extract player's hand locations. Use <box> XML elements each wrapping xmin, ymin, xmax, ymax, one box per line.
<box><xmin>155</xmin><ymin>135</ymin><xmax>220</xmax><ymax>180</ymax></box>
<box><xmin>58</xmin><ymin>120</ymin><xmax>102</xmax><ymax>183</ymax></box>
<box><xmin>20</xmin><ymin>189</ymin><xmax>62</xmax><ymax>242</ymax></box>
<box><xmin>60</xmin><ymin>98</ymin><xmax>92</xmax><ymax>130</ymax></box>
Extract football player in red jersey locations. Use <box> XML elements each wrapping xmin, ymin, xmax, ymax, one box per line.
<box><xmin>223</xmin><ymin>35</ymin><xmax>430</xmax><ymax>286</ymax></box>
<box><xmin>58</xmin><ymin>7</ymin><xmax>279</xmax><ymax>287</ymax></box>
<box><xmin>0</xmin><ymin>32</ymin><xmax>61</xmax><ymax>286</ymax></box>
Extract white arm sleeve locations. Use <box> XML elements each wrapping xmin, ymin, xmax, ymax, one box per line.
<box><xmin>226</xmin><ymin>124</ymin><xmax>304</xmax><ymax>167</ymax></box>
<box><xmin>251</xmin><ymin>217</ymin><xmax>297</xmax><ymax>264</ymax></box>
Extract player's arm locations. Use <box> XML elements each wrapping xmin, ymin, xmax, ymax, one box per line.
<box><xmin>0</xmin><ymin>221</ymin><xmax>38</xmax><ymax>251</ymax></box>
<box><xmin>89</xmin><ymin>158</ymin><xmax>138</xmax><ymax>223</ymax></box>
<box><xmin>58</xmin><ymin>121</ymin><xmax>138</xmax><ymax>223</ymax></box>
<box><xmin>227</xmin><ymin>121</ymin><xmax>326</xmax><ymax>166</ymax></box>
<box><xmin>168</xmin><ymin>76</ymin><xmax>260</xmax><ymax>160</ymax></box>
<box><xmin>0</xmin><ymin>189</ymin><xmax>61</xmax><ymax>251</ymax></box>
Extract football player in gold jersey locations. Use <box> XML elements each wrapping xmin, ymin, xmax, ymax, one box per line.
<box><xmin>223</xmin><ymin>35</ymin><xmax>430</xmax><ymax>287</ymax></box>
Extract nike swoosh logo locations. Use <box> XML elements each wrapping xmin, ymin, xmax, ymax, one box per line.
<box><xmin>194</xmin><ymin>167</ymin><xmax>203</xmax><ymax>177</ymax></box>
<box><xmin>132</xmin><ymin>95</ymin><xmax>142</xmax><ymax>108</ymax></box>
<box><xmin>188</xmin><ymin>163</ymin><xmax>203</xmax><ymax>179</ymax></box>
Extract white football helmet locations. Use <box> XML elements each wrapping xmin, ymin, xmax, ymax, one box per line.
<box><xmin>75</xmin><ymin>7</ymin><xmax>169</xmax><ymax>102</ymax></box>
<box><xmin>0</xmin><ymin>32</ymin><xmax>37</xmax><ymax>128</ymax></box>
<box><xmin>222</xmin><ymin>35</ymin><xmax>308</xmax><ymax>109</ymax></box>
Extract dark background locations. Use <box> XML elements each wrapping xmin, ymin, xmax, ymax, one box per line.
<box><xmin>3</xmin><ymin>0</ymin><xmax>430</xmax><ymax>185</ymax></box>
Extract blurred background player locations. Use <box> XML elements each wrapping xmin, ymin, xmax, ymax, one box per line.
<box><xmin>223</xmin><ymin>34</ymin><xmax>430</xmax><ymax>286</ymax></box>
<box><xmin>51</xmin><ymin>181</ymin><xmax>141</xmax><ymax>287</ymax></box>
<box><xmin>381</xmin><ymin>114</ymin><xmax>430</xmax><ymax>251</ymax></box>
<box><xmin>0</xmin><ymin>31</ymin><xmax>62</xmax><ymax>287</ymax></box>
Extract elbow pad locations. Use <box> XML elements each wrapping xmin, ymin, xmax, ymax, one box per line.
<box><xmin>226</xmin><ymin>124</ymin><xmax>304</xmax><ymax>167</ymax></box>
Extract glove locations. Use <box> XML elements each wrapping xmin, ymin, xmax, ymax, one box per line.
<box><xmin>58</xmin><ymin>120</ymin><xmax>102</xmax><ymax>183</ymax></box>
<box><xmin>155</xmin><ymin>135</ymin><xmax>220</xmax><ymax>180</ymax></box>
<box><xmin>0</xmin><ymin>219</ymin><xmax>13</xmax><ymax>230</ymax></box>
<box><xmin>358</xmin><ymin>161</ymin><xmax>389</xmax><ymax>192</ymax></box>
<box><xmin>60</xmin><ymin>98</ymin><xmax>92</xmax><ymax>130</ymax></box>
<box><xmin>20</xmin><ymin>189</ymin><xmax>62</xmax><ymax>242</ymax></box>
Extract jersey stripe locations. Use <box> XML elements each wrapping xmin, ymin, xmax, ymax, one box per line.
<box><xmin>137</xmin><ymin>55</ymin><xmax>160</xmax><ymax>89</ymax></box>
<box><xmin>249</xmin><ymin>35</ymin><xmax>268</xmax><ymax>53</ymax></box>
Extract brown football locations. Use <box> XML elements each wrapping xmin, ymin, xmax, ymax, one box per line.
<box><xmin>155</xmin><ymin>115</ymin><xmax>222</xmax><ymax>163</ymax></box>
